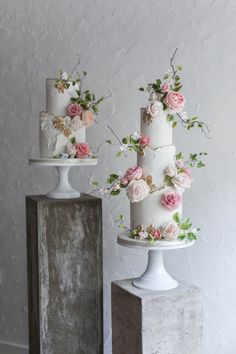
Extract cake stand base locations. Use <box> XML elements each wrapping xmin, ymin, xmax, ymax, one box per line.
<box><xmin>118</xmin><ymin>232</ymin><xmax>194</xmax><ymax>291</ymax></box>
<box><xmin>29</xmin><ymin>158</ymin><xmax>98</xmax><ymax>199</ymax></box>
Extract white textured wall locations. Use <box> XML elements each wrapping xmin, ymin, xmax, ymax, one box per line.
<box><xmin>0</xmin><ymin>0</ymin><xmax>236</xmax><ymax>353</ymax></box>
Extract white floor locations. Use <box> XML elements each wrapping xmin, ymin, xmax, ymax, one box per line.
<box><xmin>0</xmin><ymin>342</ymin><xmax>28</xmax><ymax>354</ymax></box>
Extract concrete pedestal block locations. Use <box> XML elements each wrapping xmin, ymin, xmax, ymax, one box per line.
<box><xmin>112</xmin><ymin>279</ymin><xmax>203</xmax><ymax>354</ymax></box>
<box><xmin>26</xmin><ymin>194</ymin><xmax>103</xmax><ymax>354</ymax></box>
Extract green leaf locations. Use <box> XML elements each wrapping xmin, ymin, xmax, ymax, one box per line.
<box><xmin>177</xmin><ymin>64</ymin><xmax>183</xmax><ymax>71</ymax></box>
<box><xmin>178</xmin><ymin>234</ymin><xmax>186</xmax><ymax>240</ymax></box>
<box><xmin>70</xmin><ymin>137</ymin><xmax>76</xmax><ymax>144</ymax></box>
<box><xmin>116</xmin><ymin>151</ymin><xmax>123</xmax><ymax>157</ymax></box>
<box><xmin>173</xmin><ymin>212</ymin><xmax>181</xmax><ymax>224</ymax></box>
<box><xmin>106</xmin><ymin>139</ymin><xmax>112</xmax><ymax>144</ymax></box>
<box><xmin>76</xmin><ymin>90</ymin><xmax>81</xmax><ymax>96</ymax></box>
<box><xmin>172</xmin><ymin>121</ymin><xmax>177</xmax><ymax>128</ymax></box>
<box><xmin>107</xmin><ymin>173</ymin><xmax>119</xmax><ymax>184</ymax></box>
<box><xmin>91</xmin><ymin>181</ymin><xmax>99</xmax><ymax>187</ymax></box>
<box><xmin>187</xmin><ymin>232</ymin><xmax>197</xmax><ymax>241</ymax></box>
<box><xmin>180</xmin><ymin>222</ymin><xmax>192</xmax><ymax>230</ymax></box>
<box><xmin>83</xmin><ymin>70</ymin><xmax>87</xmax><ymax>76</ymax></box>
<box><xmin>138</xmin><ymin>87</ymin><xmax>145</xmax><ymax>91</ymax></box>
<box><xmin>110</xmin><ymin>189</ymin><xmax>121</xmax><ymax>196</ymax></box>
<box><xmin>176</xmin><ymin>152</ymin><xmax>183</xmax><ymax>160</ymax></box>
<box><xmin>166</xmin><ymin>114</ymin><xmax>174</xmax><ymax>122</ymax></box>
<box><xmin>70</xmin><ymin>97</ymin><xmax>77</xmax><ymax>102</ymax></box>
<box><xmin>173</xmin><ymin>85</ymin><xmax>182</xmax><ymax>92</ymax></box>
<box><xmin>122</xmin><ymin>137</ymin><xmax>128</xmax><ymax>144</ymax></box>
<box><xmin>197</xmin><ymin>161</ymin><xmax>205</xmax><ymax>168</ymax></box>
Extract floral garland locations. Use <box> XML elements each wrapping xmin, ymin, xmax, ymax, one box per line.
<box><xmin>118</xmin><ymin>213</ymin><xmax>199</xmax><ymax>244</ymax></box>
<box><xmin>138</xmin><ymin>48</ymin><xmax>209</xmax><ymax>137</ymax></box>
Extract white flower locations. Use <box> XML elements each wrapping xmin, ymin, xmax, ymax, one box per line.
<box><xmin>139</xmin><ymin>231</ymin><xmax>148</xmax><ymax>240</ymax></box>
<box><xmin>164</xmin><ymin>164</ymin><xmax>177</xmax><ymax>177</ymax></box>
<box><xmin>61</xmin><ymin>72</ymin><xmax>69</xmax><ymax>80</ymax></box>
<box><xmin>66</xmin><ymin>143</ymin><xmax>77</xmax><ymax>158</ymax></box>
<box><xmin>126</xmin><ymin>179</ymin><xmax>150</xmax><ymax>203</ymax></box>
<box><xmin>181</xmin><ymin>111</ymin><xmax>188</xmax><ymax>120</ymax></box>
<box><xmin>146</xmin><ymin>101</ymin><xmax>163</xmax><ymax>118</ymax></box>
<box><xmin>132</xmin><ymin>131</ymin><xmax>140</xmax><ymax>140</ymax></box>
<box><xmin>172</xmin><ymin>173</ymin><xmax>193</xmax><ymax>190</ymax></box>
<box><xmin>70</xmin><ymin>116</ymin><xmax>83</xmax><ymax>130</ymax></box>
<box><xmin>160</xmin><ymin>221</ymin><xmax>180</xmax><ymax>241</ymax></box>
<box><xmin>112</xmin><ymin>183</ymin><xmax>121</xmax><ymax>192</ymax></box>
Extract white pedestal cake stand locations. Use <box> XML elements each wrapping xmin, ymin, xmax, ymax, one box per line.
<box><xmin>118</xmin><ymin>231</ymin><xmax>195</xmax><ymax>291</ymax></box>
<box><xmin>29</xmin><ymin>158</ymin><xmax>98</xmax><ymax>199</ymax></box>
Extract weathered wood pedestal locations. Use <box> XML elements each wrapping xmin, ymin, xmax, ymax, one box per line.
<box><xmin>112</xmin><ymin>279</ymin><xmax>203</xmax><ymax>354</ymax></box>
<box><xmin>26</xmin><ymin>194</ymin><xmax>103</xmax><ymax>354</ymax></box>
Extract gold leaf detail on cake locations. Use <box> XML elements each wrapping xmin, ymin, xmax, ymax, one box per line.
<box><xmin>55</xmin><ymin>80</ymin><xmax>65</xmax><ymax>93</ymax></box>
<box><xmin>63</xmin><ymin>127</ymin><xmax>72</xmax><ymax>137</ymax></box>
<box><xmin>146</xmin><ymin>224</ymin><xmax>155</xmax><ymax>234</ymax></box>
<box><xmin>145</xmin><ymin>175</ymin><xmax>153</xmax><ymax>186</ymax></box>
<box><xmin>53</xmin><ymin>117</ymin><xmax>65</xmax><ymax>132</ymax></box>
<box><xmin>149</xmin><ymin>184</ymin><xmax>158</xmax><ymax>193</ymax></box>
<box><xmin>143</xmin><ymin>112</ymin><xmax>153</xmax><ymax>126</ymax></box>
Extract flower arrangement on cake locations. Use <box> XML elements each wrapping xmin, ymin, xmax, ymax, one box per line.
<box><xmin>92</xmin><ymin>49</ymin><xmax>208</xmax><ymax>244</ymax></box>
<box><xmin>39</xmin><ymin>63</ymin><xmax>105</xmax><ymax>159</ymax></box>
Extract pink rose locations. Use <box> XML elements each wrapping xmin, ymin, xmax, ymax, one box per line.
<box><xmin>75</xmin><ymin>143</ymin><xmax>91</xmax><ymax>158</ymax></box>
<box><xmin>172</xmin><ymin>172</ymin><xmax>193</xmax><ymax>190</ymax></box>
<box><xmin>151</xmin><ymin>229</ymin><xmax>161</xmax><ymax>240</ymax></box>
<box><xmin>161</xmin><ymin>83</ymin><xmax>169</xmax><ymax>92</ymax></box>
<box><xmin>160</xmin><ymin>221</ymin><xmax>180</xmax><ymax>241</ymax></box>
<box><xmin>139</xmin><ymin>136</ymin><xmax>150</xmax><ymax>147</ymax></box>
<box><xmin>146</xmin><ymin>101</ymin><xmax>163</xmax><ymax>118</ymax></box>
<box><xmin>126</xmin><ymin>179</ymin><xmax>150</xmax><ymax>203</ymax></box>
<box><xmin>161</xmin><ymin>189</ymin><xmax>182</xmax><ymax>211</ymax></box>
<box><xmin>120</xmin><ymin>177</ymin><xmax>129</xmax><ymax>186</ymax></box>
<box><xmin>125</xmin><ymin>166</ymin><xmax>143</xmax><ymax>181</ymax></box>
<box><xmin>67</xmin><ymin>103</ymin><xmax>83</xmax><ymax>117</ymax></box>
<box><xmin>164</xmin><ymin>91</ymin><xmax>185</xmax><ymax>113</ymax></box>
<box><xmin>82</xmin><ymin>110</ymin><xmax>95</xmax><ymax>127</ymax></box>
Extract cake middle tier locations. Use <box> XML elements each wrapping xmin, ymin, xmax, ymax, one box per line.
<box><xmin>138</xmin><ymin>145</ymin><xmax>176</xmax><ymax>188</ymax></box>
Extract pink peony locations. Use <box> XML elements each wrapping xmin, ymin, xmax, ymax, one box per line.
<box><xmin>75</xmin><ymin>143</ymin><xmax>91</xmax><ymax>158</ymax></box>
<box><xmin>139</xmin><ymin>136</ymin><xmax>150</xmax><ymax>147</ymax></box>
<box><xmin>126</xmin><ymin>179</ymin><xmax>150</xmax><ymax>203</ymax></box>
<box><xmin>164</xmin><ymin>91</ymin><xmax>185</xmax><ymax>113</ymax></box>
<box><xmin>161</xmin><ymin>189</ymin><xmax>182</xmax><ymax>211</ymax></box>
<box><xmin>67</xmin><ymin>103</ymin><xmax>83</xmax><ymax>117</ymax></box>
<box><xmin>160</xmin><ymin>221</ymin><xmax>180</xmax><ymax>240</ymax></box>
<box><xmin>125</xmin><ymin>166</ymin><xmax>143</xmax><ymax>181</ymax></box>
<box><xmin>82</xmin><ymin>110</ymin><xmax>95</xmax><ymax>127</ymax></box>
<box><xmin>151</xmin><ymin>229</ymin><xmax>161</xmax><ymax>240</ymax></box>
<box><xmin>161</xmin><ymin>83</ymin><xmax>169</xmax><ymax>92</ymax></box>
<box><xmin>172</xmin><ymin>172</ymin><xmax>193</xmax><ymax>190</ymax></box>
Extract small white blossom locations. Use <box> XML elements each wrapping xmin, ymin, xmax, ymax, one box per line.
<box><xmin>120</xmin><ymin>145</ymin><xmax>127</xmax><ymax>152</ymax></box>
<box><xmin>139</xmin><ymin>231</ymin><xmax>148</xmax><ymax>240</ymax></box>
<box><xmin>132</xmin><ymin>131</ymin><xmax>140</xmax><ymax>140</ymax></box>
<box><xmin>61</xmin><ymin>72</ymin><xmax>69</xmax><ymax>81</ymax></box>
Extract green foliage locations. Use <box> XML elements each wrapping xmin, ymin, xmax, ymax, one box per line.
<box><xmin>70</xmin><ymin>137</ymin><xmax>76</xmax><ymax>144</ymax></box>
<box><xmin>176</xmin><ymin>152</ymin><xmax>184</xmax><ymax>160</ymax></box>
<box><xmin>91</xmin><ymin>181</ymin><xmax>99</xmax><ymax>187</ymax></box>
<box><xmin>107</xmin><ymin>173</ymin><xmax>119</xmax><ymax>184</ymax></box>
<box><xmin>110</xmin><ymin>189</ymin><xmax>121</xmax><ymax>196</ymax></box>
<box><xmin>106</xmin><ymin>139</ymin><xmax>112</xmax><ymax>144</ymax></box>
<box><xmin>173</xmin><ymin>212</ymin><xmax>181</xmax><ymax>224</ymax></box>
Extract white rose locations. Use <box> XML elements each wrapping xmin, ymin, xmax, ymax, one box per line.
<box><xmin>160</xmin><ymin>221</ymin><xmax>180</xmax><ymax>241</ymax></box>
<box><xmin>126</xmin><ymin>179</ymin><xmax>150</xmax><ymax>203</ymax></box>
<box><xmin>70</xmin><ymin>116</ymin><xmax>83</xmax><ymax>130</ymax></box>
<box><xmin>66</xmin><ymin>143</ymin><xmax>77</xmax><ymax>158</ymax></box>
<box><xmin>172</xmin><ymin>172</ymin><xmax>193</xmax><ymax>190</ymax></box>
<box><xmin>61</xmin><ymin>72</ymin><xmax>69</xmax><ymax>80</ymax></box>
<box><xmin>164</xmin><ymin>164</ymin><xmax>177</xmax><ymax>177</ymax></box>
<box><xmin>146</xmin><ymin>101</ymin><xmax>163</xmax><ymax>118</ymax></box>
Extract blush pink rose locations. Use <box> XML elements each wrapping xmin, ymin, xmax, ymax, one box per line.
<box><xmin>75</xmin><ymin>143</ymin><xmax>91</xmax><ymax>158</ymax></box>
<box><xmin>161</xmin><ymin>189</ymin><xmax>182</xmax><ymax>211</ymax></box>
<box><xmin>160</xmin><ymin>221</ymin><xmax>180</xmax><ymax>241</ymax></box>
<box><xmin>139</xmin><ymin>136</ymin><xmax>150</xmax><ymax>147</ymax></box>
<box><xmin>66</xmin><ymin>143</ymin><xmax>77</xmax><ymax>158</ymax></box>
<box><xmin>164</xmin><ymin>91</ymin><xmax>186</xmax><ymax>113</ymax></box>
<box><xmin>126</xmin><ymin>179</ymin><xmax>150</xmax><ymax>203</ymax></box>
<box><xmin>161</xmin><ymin>83</ymin><xmax>169</xmax><ymax>92</ymax></box>
<box><xmin>120</xmin><ymin>177</ymin><xmax>129</xmax><ymax>186</ymax></box>
<box><xmin>125</xmin><ymin>166</ymin><xmax>143</xmax><ymax>181</ymax></box>
<box><xmin>82</xmin><ymin>110</ymin><xmax>95</xmax><ymax>127</ymax></box>
<box><xmin>67</xmin><ymin>103</ymin><xmax>83</xmax><ymax>117</ymax></box>
<box><xmin>151</xmin><ymin>229</ymin><xmax>161</xmax><ymax>240</ymax></box>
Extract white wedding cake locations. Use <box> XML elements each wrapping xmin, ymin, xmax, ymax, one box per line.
<box><xmin>39</xmin><ymin>71</ymin><xmax>104</xmax><ymax>159</ymax></box>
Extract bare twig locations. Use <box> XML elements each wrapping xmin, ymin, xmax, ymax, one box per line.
<box><xmin>170</xmin><ymin>48</ymin><xmax>178</xmax><ymax>78</ymax></box>
<box><xmin>107</xmin><ymin>125</ymin><xmax>123</xmax><ymax>145</ymax></box>
<box><xmin>176</xmin><ymin>113</ymin><xmax>210</xmax><ymax>138</ymax></box>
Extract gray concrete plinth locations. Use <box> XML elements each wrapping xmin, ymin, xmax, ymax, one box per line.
<box><xmin>26</xmin><ymin>194</ymin><xmax>103</xmax><ymax>354</ymax></box>
<box><xmin>112</xmin><ymin>279</ymin><xmax>203</xmax><ymax>354</ymax></box>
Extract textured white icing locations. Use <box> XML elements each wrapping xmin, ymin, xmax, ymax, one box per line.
<box><xmin>39</xmin><ymin>112</ymin><xmax>85</xmax><ymax>158</ymax></box>
<box><xmin>46</xmin><ymin>79</ymin><xmax>79</xmax><ymax>116</ymax></box>
<box><xmin>130</xmin><ymin>187</ymin><xmax>183</xmax><ymax>229</ymax></box>
<box><xmin>140</xmin><ymin>107</ymin><xmax>172</xmax><ymax>148</ymax></box>
<box><xmin>138</xmin><ymin>145</ymin><xmax>176</xmax><ymax>188</ymax></box>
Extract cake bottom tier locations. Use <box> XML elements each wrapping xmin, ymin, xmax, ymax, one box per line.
<box><xmin>130</xmin><ymin>188</ymin><xmax>183</xmax><ymax>230</ymax></box>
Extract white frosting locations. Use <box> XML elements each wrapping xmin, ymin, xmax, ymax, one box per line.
<box><xmin>130</xmin><ymin>104</ymin><xmax>183</xmax><ymax>231</ymax></box>
<box><xmin>39</xmin><ymin>112</ymin><xmax>85</xmax><ymax>158</ymax></box>
<box><xmin>140</xmin><ymin>108</ymin><xmax>172</xmax><ymax>148</ymax></box>
<box><xmin>130</xmin><ymin>187</ymin><xmax>183</xmax><ymax>229</ymax></box>
<box><xmin>46</xmin><ymin>79</ymin><xmax>78</xmax><ymax>116</ymax></box>
<box><xmin>138</xmin><ymin>145</ymin><xmax>176</xmax><ymax>188</ymax></box>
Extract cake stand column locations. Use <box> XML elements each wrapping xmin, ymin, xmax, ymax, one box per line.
<box><xmin>47</xmin><ymin>166</ymin><xmax>80</xmax><ymax>199</ymax></box>
<box><xmin>133</xmin><ymin>249</ymin><xmax>178</xmax><ymax>291</ymax></box>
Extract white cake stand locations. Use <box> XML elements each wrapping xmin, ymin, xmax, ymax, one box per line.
<box><xmin>118</xmin><ymin>232</ymin><xmax>195</xmax><ymax>291</ymax></box>
<box><xmin>29</xmin><ymin>158</ymin><xmax>98</xmax><ymax>199</ymax></box>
